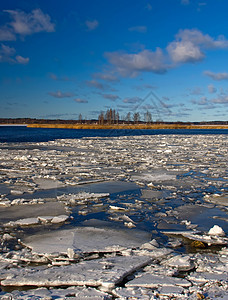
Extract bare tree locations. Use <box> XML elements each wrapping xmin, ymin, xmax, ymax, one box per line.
<box><xmin>116</xmin><ymin>112</ymin><xmax>119</xmax><ymax>124</ymax></box>
<box><xmin>144</xmin><ymin>110</ymin><xmax>152</xmax><ymax>124</ymax></box>
<box><xmin>125</xmin><ymin>112</ymin><xmax>131</xmax><ymax>123</ymax></box>
<box><xmin>98</xmin><ymin>111</ymin><xmax>104</xmax><ymax>125</ymax></box>
<box><xmin>78</xmin><ymin>113</ymin><xmax>83</xmax><ymax>124</ymax></box>
<box><xmin>133</xmin><ymin>112</ymin><xmax>140</xmax><ymax>124</ymax></box>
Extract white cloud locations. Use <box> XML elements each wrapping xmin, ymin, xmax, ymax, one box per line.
<box><xmin>49</xmin><ymin>73</ymin><xmax>58</xmax><ymax>80</ymax></box>
<box><xmin>0</xmin><ymin>27</ymin><xmax>16</xmax><ymax>41</ymax></box>
<box><xmin>134</xmin><ymin>84</ymin><xmax>156</xmax><ymax>91</ymax></box>
<box><xmin>102</xmin><ymin>94</ymin><xmax>120</xmax><ymax>101</ymax></box>
<box><xmin>4</xmin><ymin>9</ymin><xmax>55</xmax><ymax>36</ymax></box>
<box><xmin>48</xmin><ymin>91</ymin><xmax>74</xmax><ymax>98</ymax></box>
<box><xmin>93</xmin><ymin>73</ymin><xmax>118</xmax><ymax>82</ymax></box>
<box><xmin>128</xmin><ymin>26</ymin><xmax>147</xmax><ymax>33</ymax></box>
<box><xmin>167</xmin><ymin>40</ymin><xmax>204</xmax><ymax>63</ymax></box>
<box><xmin>190</xmin><ymin>87</ymin><xmax>203</xmax><ymax>95</ymax></box>
<box><xmin>104</xmin><ymin>28</ymin><xmax>228</xmax><ymax>78</ymax></box>
<box><xmin>167</xmin><ymin>29</ymin><xmax>228</xmax><ymax>64</ymax></box>
<box><xmin>0</xmin><ymin>9</ymin><xmax>54</xmax><ymax>64</ymax></box>
<box><xmin>86</xmin><ymin>79</ymin><xmax>108</xmax><ymax>90</ymax></box>
<box><xmin>211</xmin><ymin>96</ymin><xmax>228</xmax><ymax>104</ymax></box>
<box><xmin>0</xmin><ymin>43</ymin><xmax>29</xmax><ymax>64</ymax></box>
<box><xmin>192</xmin><ymin>97</ymin><xmax>209</xmax><ymax>105</ymax></box>
<box><xmin>208</xmin><ymin>84</ymin><xmax>217</xmax><ymax>94</ymax></box>
<box><xmin>85</xmin><ymin>20</ymin><xmax>99</xmax><ymax>31</ymax></box>
<box><xmin>105</xmin><ymin>48</ymin><xmax>167</xmax><ymax>77</ymax></box>
<box><xmin>74</xmin><ymin>98</ymin><xmax>88</xmax><ymax>103</ymax></box>
<box><xmin>15</xmin><ymin>55</ymin><xmax>29</xmax><ymax>64</ymax></box>
<box><xmin>204</xmin><ymin>70</ymin><xmax>228</xmax><ymax>81</ymax></box>
<box><xmin>123</xmin><ymin>97</ymin><xmax>142</xmax><ymax>103</ymax></box>
<box><xmin>49</xmin><ymin>73</ymin><xmax>70</xmax><ymax>81</ymax></box>
<box><xmin>181</xmin><ymin>0</ymin><xmax>190</xmax><ymax>4</ymax></box>
<box><xmin>0</xmin><ymin>44</ymin><xmax>16</xmax><ymax>56</ymax></box>
<box><xmin>175</xmin><ymin>29</ymin><xmax>228</xmax><ymax>49</ymax></box>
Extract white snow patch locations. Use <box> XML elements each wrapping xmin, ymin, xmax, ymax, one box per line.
<box><xmin>208</xmin><ymin>225</ymin><xmax>226</xmax><ymax>237</ymax></box>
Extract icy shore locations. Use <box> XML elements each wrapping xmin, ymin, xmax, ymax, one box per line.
<box><xmin>0</xmin><ymin>134</ymin><xmax>227</xmax><ymax>299</ymax></box>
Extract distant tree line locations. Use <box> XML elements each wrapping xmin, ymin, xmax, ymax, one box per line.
<box><xmin>97</xmin><ymin>109</ymin><xmax>153</xmax><ymax>125</ymax></box>
<box><xmin>0</xmin><ymin>116</ymin><xmax>227</xmax><ymax>125</ymax></box>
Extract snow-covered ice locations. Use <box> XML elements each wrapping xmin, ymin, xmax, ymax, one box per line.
<box><xmin>1</xmin><ymin>256</ymin><xmax>152</xmax><ymax>289</ymax></box>
<box><xmin>0</xmin><ymin>134</ymin><xmax>227</xmax><ymax>299</ymax></box>
<box><xmin>22</xmin><ymin>224</ymin><xmax>151</xmax><ymax>255</ymax></box>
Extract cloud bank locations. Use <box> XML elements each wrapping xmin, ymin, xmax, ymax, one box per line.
<box><xmin>204</xmin><ymin>70</ymin><xmax>228</xmax><ymax>81</ymax></box>
<box><xmin>0</xmin><ymin>9</ymin><xmax>55</xmax><ymax>41</ymax></box>
<box><xmin>167</xmin><ymin>29</ymin><xmax>228</xmax><ymax>64</ymax></box>
<box><xmin>0</xmin><ymin>44</ymin><xmax>29</xmax><ymax>64</ymax></box>
<box><xmin>104</xmin><ymin>29</ymin><xmax>228</xmax><ymax>77</ymax></box>
<box><xmin>74</xmin><ymin>98</ymin><xmax>88</xmax><ymax>103</ymax></box>
<box><xmin>102</xmin><ymin>94</ymin><xmax>120</xmax><ymax>101</ymax></box>
<box><xmin>105</xmin><ymin>48</ymin><xmax>167</xmax><ymax>77</ymax></box>
<box><xmin>48</xmin><ymin>91</ymin><xmax>75</xmax><ymax>98</ymax></box>
<box><xmin>0</xmin><ymin>9</ymin><xmax>55</xmax><ymax>64</ymax></box>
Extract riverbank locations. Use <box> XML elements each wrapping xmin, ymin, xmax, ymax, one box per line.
<box><xmin>27</xmin><ymin>123</ymin><xmax>228</xmax><ymax>130</ymax></box>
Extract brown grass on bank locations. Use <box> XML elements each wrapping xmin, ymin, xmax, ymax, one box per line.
<box><xmin>27</xmin><ymin>123</ymin><xmax>228</xmax><ymax>130</ymax></box>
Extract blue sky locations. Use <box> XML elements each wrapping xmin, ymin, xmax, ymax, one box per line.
<box><xmin>0</xmin><ymin>0</ymin><xmax>228</xmax><ymax>122</ymax></box>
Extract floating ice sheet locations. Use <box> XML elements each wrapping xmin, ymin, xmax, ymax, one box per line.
<box><xmin>0</xmin><ymin>134</ymin><xmax>227</xmax><ymax>299</ymax></box>
<box><xmin>204</xmin><ymin>194</ymin><xmax>228</xmax><ymax>207</ymax></box>
<box><xmin>0</xmin><ymin>202</ymin><xmax>68</xmax><ymax>224</ymax></box>
<box><xmin>1</xmin><ymin>255</ymin><xmax>152</xmax><ymax>289</ymax></box>
<box><xmin>125</xmin><ymin>273</ymin><xmax>191</xmax><ymax>288</ymax></box>
<box><xmin>0</xmin><ymin>286</ymin><xmax>112</xmax><ymax>299</ymax></box>
<box><xmin>131</xmin><ymin>171</ymin><xmax>176</xmax><ymax>183</ymax></box>
<box><xmin>22</xmin><ymin>224</ymin><xmax>151</xmax><ymax>255</ymax></box>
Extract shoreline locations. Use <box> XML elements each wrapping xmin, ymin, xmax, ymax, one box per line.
<box><xmin>0</xmin><ymin>124</ymin><xmax>27</xmax><ymax>126</ymax></box>
<box><xmin>27</xmin><ymin>123</ymin><xmax>228</xmax><ymax>130</ymax></box>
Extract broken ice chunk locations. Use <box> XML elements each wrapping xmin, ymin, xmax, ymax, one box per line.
<box><xmin>109</xmin><ymin>205</ymin><xmax>127</xmax><ymax>211</ymax></box>
<box><xmin>162</xmin><ymin>230</ymin><xmax>228</xmax><ymax>246</ymax></box>
<box><xmin>208</xmin><ymin>225</ymin><xmax>225</xmax><ymax>237</ymax></box>
<box><xmin>33</xmin><ymin>178</ymin><xmax>65</xmax><ymax>189</ymax></box>
<box><xmin>1</xmin><ymin>256</ymin><xmax>152</xmax><ymax>290</ymax></box>
<box><xmin>158</xmin><ymin>285</ymin><xmax>185</xmax><ymax>296</ymax></box>
<box><xmin>57</xmin><ymin>192</ymin><xmax>109</xmax><ymax>205</ymax></box>
<box><xmin>37</xmin><ymin>216</ymin><xmax>54</xmax><ymax>223</ymax></box>
<box><xmin>125</xmin><ymin>273</ymin><xmax>191</xmax><ymax>288</ymax></box>
<box><xmin>10</xmin><ymin>190</ymin><xmax>24</xmax><ymax>195</ymax></box>
<box><xmin>131</xmin><ymin>172</ymin><xmax>176</xmax><ymax>183</ymax></box>
<box><xmin>113</xmin><ymin>287</ymin><xmax>154</xmax><ymax>299</ymax></box>
<box><xmin>0</xmin><ymin>286</ymin><xmax>112</xmax><ymax>299</ymax></box>
<box><xmin>161</xmin><ymin>254</ymin><xmax>195</xmax><ymax>271</ymax></box>
<box><xmin>22</xmin><ymin>226</ymin><xmax>151</xmax><ymax>255</ymax></box>
<box><xmin>204</xmin><ymin>194</ymin><xmax>228</xmax><ymax>207</ymax></box>
<box><xmin>51</xmin><ymin>215</ymin><xmax>70</xmax><ymax>224</ymax></box>
<box><xmin>166</xmin><ymin>238</ymin><xmax>182</xmax><ymax>249</ymax></box>
<box><xmin>6</xmin><ymin>217</ymin><xmax>40</xmax><ymax>227</ymax></box>
<box><xmin>0</xmin><ymin>200</ymin><xmax>11</xmax><ymax>206</ymax></box>
<box><xmin>140</xmin><ymin>239</ymin><xmax>159</xmax><ymax>250</ymax></box>
<box><xmin>124</xmin><ymin>222</ymin><xmax>136</xmax><ymax>228</ymax></box>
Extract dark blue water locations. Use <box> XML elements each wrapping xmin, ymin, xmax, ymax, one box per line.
<box><xmin>0</xmin><ymin>126</ymin><xmax>227</xmax><ymax>143</ymax></box>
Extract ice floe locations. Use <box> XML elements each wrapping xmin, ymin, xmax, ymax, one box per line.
<box><xmin>0</xmin><ymin>134</ymin><xmax>227</xmax><ymax>299</ymax></box>
<box><xmin>22</xmin><ymin>225</ymin><xmax>151</xmax><ymax>255</ymax></box>
<box><xmin>208</xmin><ymin>224</ymin><xmax>226</xmax><ymax>236</ymax></box>
<box><xmin>1</xmin><ymin>256</ymin><xmax>152</xmax><ymax>289</ymax></box>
